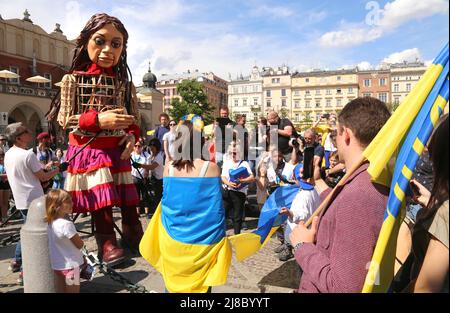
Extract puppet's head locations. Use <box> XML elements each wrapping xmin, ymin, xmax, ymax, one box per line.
<box><xmin>70</xmin><ymin>13</ymin><xmax>129</xmax><ymax>81</ymax></box>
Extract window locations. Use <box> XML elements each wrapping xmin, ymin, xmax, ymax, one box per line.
<box><xmin>294</xmin><ymin>101</ymin><xmax>300</xmax><ymax>108</ymax></box>
<box><xmin>337</xmin><ymin>76</ymin><xmax>341</xmax><ymax>81</ymax></box>
<box><xmin>379</xmin><ymin>78</ymin><xmax>386</xmax><ymax>86</ymax></box>
<box><xmin>9</xmin><ymin>66</ymin><xmax>19</xmax><ymax>84</ymax></box>
<box><xmin>272</xmin><ymin>78</ymin><xmax>280</xmax><ymax>83</ymax></box>
<box><xmin>266</xmin><ymin>100</ymin><xmax>271</xmax><ymax>107</ymax></box>
<box><xmin>364</xmin><ymin>79</ymin><xmax>371</xmax><ymax>87</ymax></box>
<box><xmin>281</xmin><ymin>89</ymin><xmax>286</xmax><ymax>97</ymax></box>
<box><xmin>294</xmin><ymin>90</ymin><xmax>300</xmax><ymax>96</ymax></box>
<box><xmin>394</xmin><ymin>84</ymin><xmax>399</xmax><ymax>92</ymax></box>
<box><xmin>394</xmin><ymin>97</ymin><xmax>400</xmax><ymax>105</ymax></box>
<box><xmin>253</xmin><ymin>85</ymin><xmax>258</xmax><ymax>92</ymax></box>
<box><xmin>305</xmin><ymin>90</ymin><xmax>311</xmax><ymax>96</ymax></box>
<box><xmin>233</xmin><ymin>87</ymin><xmax>238</xmax><ymax>94</ymax></box>
<box><xmin>295</xmin><ymin>113</ymin><xmax>300</xmax><ymax>122</ymax></box>
<box><xmin>379</xmin><ymin>93</ymin><xmax>387</xmax><ymax>103</ymax></box>
<box><xmin>253</xmin><ymin>98</ymin><xmax>258</xmax><ymax>106</ymax></box>
<box><xmin>337</xmin><ymin>99</ymin><xmax>342</xmax><ymax>107</ymax></box>
<box><xmin>173</xmin><ymin>88</ymin><xmax>177</xmax><ymax>96</ymax></box>
<box><xmin>326</xmin><ymin>89</ymin><xmax>331</xmax><ymax>95</ymax></box>
<box><xmin>282</xmin><ymin>99</ymin><xmax>287</xmax><ymax>107</ymax></box>
<box><xmin>44</xmin><ymin>73</ymin><xmax>52</xmax><ymax>89</ymax></box>
<box><xmin>234</xmin><ymin>99</ymin><xmax>239</xmax><ymax>107</ymax></box>
<box><xmin>336</xmin><ymin>87</ymin><xmax>342</xmax><ymax>94</ymax></box>
<box><xmin>315</xmin><ymin>101</ymin><xmax>321</xmax><ymax>108</ymax></box>
<box><xmin>316</xmin><ymin>88</ymin><xmax>321</xmax><ymax>95</ymax></box>
<box><xmin>266</xmin><ymin>90</ymin><xmax>271</xmax><ymax>97</ymax></box>
<box><xmin>348</xmin><ymin>87</ymin><xmax>353</xmax><ymax>94</ymax></box>
<box><xmin>305</xmin><ymin>78</ymin><xmax>309</xmax><ymax>83</ymax></box>
<box><xmin>243</xmin><ymin>98</ymin><xmax>247</xmax><ymax>106</ymax></box>
<box><xmin>326</xmin><ymin>99</ymin><xmax>331</xmax><ymax>107</ymax></box>
<box><xmin>406</xmin><ymin>83</ymin><xmax>411</xmax><ymax>92</ymax></box>
<box><xmin>363</xmin><ymin>92</ymin><xmax>372</xmax><ymax>97</ymax></box>
<box><xmin>243</xmin><ymin>86</ymin><xmax>247</xmax><ymax>93</ymax></box>
<box><xmin>305</xmin><ymin>101</ymin><xmax>311</xmax><ymax>108</ymax></box>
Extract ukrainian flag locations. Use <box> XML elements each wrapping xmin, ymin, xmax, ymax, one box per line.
<box><xmin>229</xmin><ymin>185</ymin><xmax>299</xmax><ymax>261</ymax></box>
<box><xmin>139</xmin><ymin>176</ymin><xmax>232</xmax><ymax>293</ymax></box>
<box><xmin>362</xmin><ymin>43</ymin><xmax>449</xmax><ymax>293</ymax></box>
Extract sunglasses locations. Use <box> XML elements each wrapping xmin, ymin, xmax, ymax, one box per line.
<box><xmin>169</xmin><ymin>123</ymin><xmax>176</xmax><ymax>126</ymax></box>
<box><xmin>135</xmin><ymin>144</ymin><xmax>142</xmax><ymax>147</ymax></box>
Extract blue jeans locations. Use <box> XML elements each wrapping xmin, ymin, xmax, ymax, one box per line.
<box><xmin>406</xmin><ymin>203</ymin><xmax>422</xmax><ymax>223</ymax></box>
<box><xmin>14</xmin><ymin>210</ymin><xmax>28</xmax><ymax>266</ymax></box>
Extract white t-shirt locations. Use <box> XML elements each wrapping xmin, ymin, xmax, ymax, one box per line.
<box><xmin>149</xmin><ymin>151</ymin><xmax>164</xmax><ymax>180</ymax></box>
<box><xmin>267</xmin><ymin>161</ymin><xmax>295</xmax><ymax>184</ymax></box>
<box><xmin>324</xmin><ymin>133</ymin><xmax>337</xmax><ymax>152</ymax></box>
<box><xmin>284</xmin><ymin>188</ymin><xmax>321</xmax><ymax>245</ymax></box>
<box><xmin>162</xmin><ymin>131</ymin><xmax>177</xmax><ymax>159</ymax></box>
<box><xmin>4</xmin><ymin>146</ymin><xmax>44</xmax><ymax>210</ymax></box>
<box><xmin>131</xmin><ymin>151</ymin><xmax>150</xmax><ymax>178</ymax></box>
<box><xmin>221</xmin><ymin>159</ymin><xmax>253</xmax><ymax>194</ymax></box>
<box><xmin>48</xmin><ymin>218</ymin><xmax>84</xmax><ymax>270</ymax></box>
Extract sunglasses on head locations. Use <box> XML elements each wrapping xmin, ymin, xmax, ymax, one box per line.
<box><xmin>16</xmin><ymin>129</ymin><xmax>30</xmax><ymax>137</ymax></box>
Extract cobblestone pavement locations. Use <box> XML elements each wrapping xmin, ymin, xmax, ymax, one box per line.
<box><xmin>0</xmin><ymin>210</ymin><xmax>300</xmax><ymax>293</ymax></box>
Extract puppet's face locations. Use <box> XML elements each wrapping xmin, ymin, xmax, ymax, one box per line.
<box><xmin>87</xmin><ymin>23</ymin><xmax>124</xmax><ymax>68</ymax></box>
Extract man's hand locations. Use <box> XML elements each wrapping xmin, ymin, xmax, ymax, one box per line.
<box><xmin>289</xmin><ymin>216</ymin><xmax>320</xmax><ymax>246</ymax></box>
<box><xmin>97</xmin><ymin>109</ymin><xmax>135</xmax><ymax>130</ymax></box>
<box><xmin>119</xmin><ymin>134</ymin><xmax>135</xmax><ymax>160</ymax></box>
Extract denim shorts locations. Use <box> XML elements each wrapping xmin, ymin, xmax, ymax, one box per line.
<box><xmin>406</xmin><ymin>203</ymin><xmax>422</xmax><ymax>223</ymax></box>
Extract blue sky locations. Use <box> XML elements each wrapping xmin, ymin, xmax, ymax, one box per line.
<box><xmin>1</xmin><ymin>0</ymin><xmax>448</xmax><ymax>83</ymax></box>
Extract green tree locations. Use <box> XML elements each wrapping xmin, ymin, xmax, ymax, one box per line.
<box><xmin>280</xmin><ymin>108</ymin><xmax>289</xmax><ymax>119</ymax></box>
<box><xmin>168</xmin><ymin>79</ymin><xmax>216</xmax><ymax>124</ymax></box>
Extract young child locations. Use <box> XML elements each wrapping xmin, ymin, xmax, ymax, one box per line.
<box><xmin>321</xmin><ymin>151</ymin><xmax>346</xmax><ymax>188</ymax></box>
<box><xmin>45</xmin><ymin>189</ymin><xmax>85</xmax><ymax>293</ymax></box>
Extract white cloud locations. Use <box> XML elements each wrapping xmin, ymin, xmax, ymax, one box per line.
<box><xmin>382</xmin><ymin>48</ymin><xmax>422</xmax><ymax>63</ymax></box>
<box><xmin>250</xmin><ymin>4</ymin><xmax>295</xmax><ymax>19</ymax></box>
<box><xmin>357</xmin><ymin>61</ymin><xmax>373</xmax><ymax>70</ymax></box>
<box><xmin>320</xmin><ymin>0</ymin><xmax>449</xmax><ymax>47</ymax></box>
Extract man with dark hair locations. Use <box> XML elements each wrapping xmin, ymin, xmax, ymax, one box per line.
<box><xmin>290</xmin><ymin>97</ymin><xmax>391</xmax><ymax>292</ymax></box>
<box><xmin>267</xmin><ymin>111</ymin><xmax>296</xmax><ymax>162</ymax></box>
<box><xmin>153</xmin><ymin>113</ymin><xmax>170</xmax><ymax>154</ymax></box>
<box><xmin>214</xmin><ymin>105</ymin><xmax>235</xmax><ymax>168</ymax></box>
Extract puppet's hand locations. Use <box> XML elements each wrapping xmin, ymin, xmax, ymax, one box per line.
<box><xmin>119</xmin><ymin>134</ymin><xmax>135</xmax><ymax>160</ymax></box>
<box><xmin>98</xmin><ymin>109</ymin><xmax>135</xmax><ymax>130</ymax></box>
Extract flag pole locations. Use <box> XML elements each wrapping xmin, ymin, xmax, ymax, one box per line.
<box><xmin>305</xmin><ymin>154</ymin><xmax>367</xmax><ymax>227</ymax></box>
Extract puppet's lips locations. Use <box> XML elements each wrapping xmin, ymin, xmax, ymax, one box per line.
<box><xmin>99</xmin><ymin>57</ymin><xmax>113</xmax><ymax>63</ymax></box>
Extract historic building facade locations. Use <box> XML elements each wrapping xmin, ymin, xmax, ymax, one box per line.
<box><xmin>291</xmin><ymin>69</ymin><xmax>359</xmax><ymax>124</ymax></box>
<box><xmin>228</xmin><ymin>66</ymin><xmax>263</xmax><ymax>122</ymax></box>
<box><xmin>390</xmin><ymin>61</ymin><xmax>427</xmax><ymax>107</ymax></box>
<box><xmin>0</xmin><ymin>10</ymin><xmax>75</xmax><ymax>136</ymax></box>
<box><xmin>357</xmin><ymin>68</ymin><xmax>391</xmax><ymax>106</ymax></box>
<box><xmin>156</xmin><ymin>70</ymin><xmax>228</xmax><ymax>116</ymax></box>
<box><xmin>262</xmin><ymin>66</ymin><xmax>291</xmax><ymax>117</ymax></box>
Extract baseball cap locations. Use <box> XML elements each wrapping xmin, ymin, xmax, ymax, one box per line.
<box><xmin>36</xmin><ymin>132</ymin><xmax>50</xmax><ymax>140</ymax></box>
<box><xmin>293</xmin><ymin>164</ymin><xmax>315</xmax><ymax>191</ymax></box>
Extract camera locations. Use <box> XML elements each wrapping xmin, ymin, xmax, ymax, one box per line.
<box><xmin>289</xmin><ymin>134</ymin><xmax>305</xmax><ymax>148</ymax></box>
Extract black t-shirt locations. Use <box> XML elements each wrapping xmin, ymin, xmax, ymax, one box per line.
<box><xmin>277</xmin><ymin>118</ymin><xmax>294</xmax><ymax>154</ymax></box>
<box><xmin>214</xmin><ymin>117</ymin><xmax>236</xmax><ymax>153</ymax></box>
<box><xmin>296</xmin><ymin>142</ymin><xmax>325</xmax><ymax>163</ymax></box>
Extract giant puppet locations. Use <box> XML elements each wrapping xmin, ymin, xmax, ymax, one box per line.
<box><xmin>47</xmin><ymin>13</ymin><xmax>143</xmax><ymax>264</ymax></box>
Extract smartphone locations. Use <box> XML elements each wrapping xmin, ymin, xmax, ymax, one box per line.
<box><xmin>302</xmin><ymin>146</ymin><xmax>315</xmax><ymax>179</ymax></box>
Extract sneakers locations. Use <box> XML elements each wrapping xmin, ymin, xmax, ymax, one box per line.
<box><xmin>278</xmin><ymin>248</ymin><xmax>294</xmax><ymax>261</ymax></box>
<box><xmin>273</xmin><ymin>243</ymin><xmax>287</xmax><ymax>254</ymax></box>
<box><xmin>17</xmin><ymin>272</ymin><xmax>23</xmax><ymax>284</ymax></box>
<box><xmin>8</xmin><ymin>260</ymin><xmax>21</xmax><ymax>273</ymax></box>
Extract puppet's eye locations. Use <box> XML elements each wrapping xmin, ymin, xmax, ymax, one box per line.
<box><xmin>111</xmin><ymin>41</ymin><xmax>122</xmax><ymax>49</ymax></box>
<box><xmin>94</xmin><ymin>37</ymin><xmax>105</xmax><ymax>46</ymax></box>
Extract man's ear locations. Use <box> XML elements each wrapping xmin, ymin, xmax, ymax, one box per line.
<box><xmin>343</xmin><ymin>126</ymin><xmax>352</xmax><ymax>145</ymax></box>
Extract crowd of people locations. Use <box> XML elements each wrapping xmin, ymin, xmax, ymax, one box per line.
<box><xmin>0</xmin><ymin>12</ymin><xmax>447</xmax><ymax>294</ymax></box>
<box><xmin>0</xmin><ymin>97</ymin><xmax>448</xmax><ymax>293</ymax></box>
